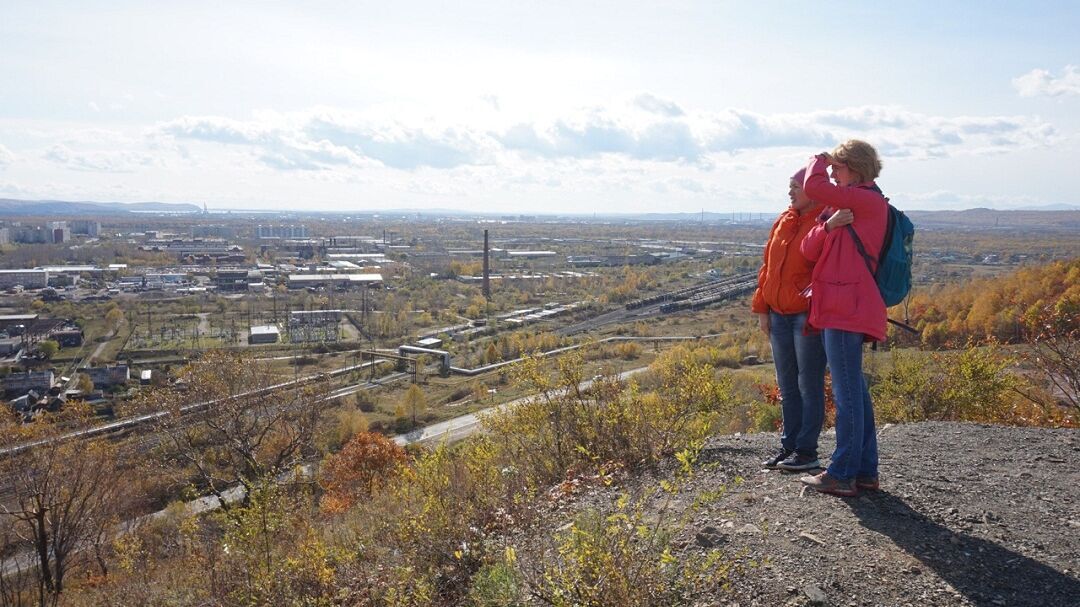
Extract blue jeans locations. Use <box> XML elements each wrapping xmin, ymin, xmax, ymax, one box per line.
<box><xmin>823</xmin><ymin>328</ymin><xmax>878</xmax><ymax>481</ymax></box>
<box><xmin>769</xmin><ymin>311</ymin><xmax>826</xmax><ymax>458</ymax></box>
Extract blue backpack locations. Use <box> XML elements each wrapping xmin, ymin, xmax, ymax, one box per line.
<box><xmin>846</xmin><ymin>188</ymin><xmax>914</xmax><ymax>308</ymax></box>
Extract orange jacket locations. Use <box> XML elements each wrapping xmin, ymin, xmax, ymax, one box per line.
<box><xmin>751</xmin><ymin>204</ymin><xmax>823</xmax><ymax>315</ymax></box>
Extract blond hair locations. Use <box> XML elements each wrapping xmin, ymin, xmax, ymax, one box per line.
<box><xmin>832</xmin><ymin>139</ymin><xmax>882</xmax><ymax>183</ymax></box>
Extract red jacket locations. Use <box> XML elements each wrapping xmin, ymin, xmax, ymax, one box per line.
<box><xmin>751</xmin><ymin>203</ymin><xmax>822</xmax><ymax>315</ymax></box>
<box><xmin>799</xmin><ymin>155</ymin><xmax>888</xmax><ymax>341</ymax></box>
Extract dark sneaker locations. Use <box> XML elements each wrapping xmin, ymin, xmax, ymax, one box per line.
<box><xmin>856</xmin><ymin>476</ymin><xmax>880</xmax><ymax>491</ymax></box>
<box><xmin>776</xmin><ymin>452</ymin><xmax>821</xmax><ymax>472</ymax></box>
<box><xmin>799</xmin><ymin>471</ymin><xmax>858</xmax><ymax>497</ymax></box>
<box><xmin>762</xmin><ymin>448</ymin><xmax>793</xmax><ymax>470</ymax></box>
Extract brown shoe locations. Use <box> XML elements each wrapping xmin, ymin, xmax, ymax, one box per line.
<box><xmin>856</xmin><ymin>476</ymin><xmax>880</xmax><ymax>491</ymax></box>
<box><xmin>799</xmin><ymin>471</ymin><xmax>858</xmax><ymax>497</ymax></box>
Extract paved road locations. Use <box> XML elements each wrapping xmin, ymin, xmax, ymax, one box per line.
<box><xmin>394</xmin><ymin>365</ymin><xmax>652</xmax><ymax>447</ymax></box>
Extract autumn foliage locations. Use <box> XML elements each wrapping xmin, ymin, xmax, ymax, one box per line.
<box><xmin>898</xmin><ymin>258</ymin><xmax>1079</xmax><ymax>347</ymax></box>
<box><xmin>319</xmin><ymin>432</ymin><xmax>407</xmax><ymax>513</ymax></box>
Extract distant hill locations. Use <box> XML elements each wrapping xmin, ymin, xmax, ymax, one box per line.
<box><xmin>1020</xmin><ymin>203</ymin><xmax>1080</xmax><ymax>211</ymax></box>
<box><xmin>0</xmin><ymin>198</ymin><xmax>202</xmax><ymax>215</ymax></box>
<box><xmin>905</xmin><ymin>208</ymin><xmax>1080</xmax><ymax>230</ymax></box>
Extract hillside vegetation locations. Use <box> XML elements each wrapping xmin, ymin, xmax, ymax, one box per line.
<box><xmin>0</xmin><ymin>260</ymin><xmax>1076</xmax><ymax>606</ymax></box>
<box><xmin>900</xmin><ymin>258</ymin><xmax>1078</xmax><ymax>347</ymax></box>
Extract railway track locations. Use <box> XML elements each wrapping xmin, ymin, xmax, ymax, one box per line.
<box><xmin>658</xmin><ymin>276</ymin><xmax>758</xmax><ymax>313</ymax></box>
<box><xmin>557</xmin><ymin>272</ymin><xmax>757</xmax><ymax>336</ymax></box>
<box><xmin>0</xmin><ymin>358</ymin><xmax>394</xmax><ymax>458</ymax></box>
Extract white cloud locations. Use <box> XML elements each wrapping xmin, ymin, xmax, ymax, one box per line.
<box><xmin>0</xmin><ymin>144</ymin><xmax>14</xmax><ymax>167</ymax></box>
<box><xmin>498</xmin><ymin>101</ymin><xmax>1054</xmax><ymax>163</ymax></box>
<box><xmin>633</xmin><ymin>93</ymin><xmax>685</xmax><ymax>117</ymax></box>
<box><xmin>158</xmin><ymin>115</ymin><xmax>278</xmax><ymax>145</ymax></box>
<box><xmin>303</xmin><ymin>110</ymin><xmax>489</xmax><ymax>170</ymax></box>
<box><xmin>43</xmin><ymin>144</ymin><xmax>159</xmax><ymax>173</ymax></box>
<box><xmin>156</xmin><ymin>111</ymin><xmax>489</xmax><ymax>171</ymax></box>
<box><xmin>150</xmin><ymin>99</ymin><xmax>1056</xmax><ymax>176</ymax></box>
<box><xmin>0</xmin><ymin>96</ymin><xmax>1031</xmax><ymax>212</ymax></box>
<box><xmin>1013</xmin><ymin>65</ymin><xmax>1080</xmax><ymax>97</ymax></box>
<box><xmin>498</xmin><ymin>114</ymin><xmax>703</xmax><ymax>163</ymax></box>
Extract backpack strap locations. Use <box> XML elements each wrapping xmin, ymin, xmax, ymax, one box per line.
<box><xmin>846</xmin><ymin>224</ymin><xmax>877</xmax><ymax>276</ymax></box>
<box><xmin>845</xmin><ymin>184</ymin><xmax>890</xmax><ymax>275</ymax></box>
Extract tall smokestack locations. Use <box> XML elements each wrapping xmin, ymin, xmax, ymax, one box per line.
<box><xmin>483</xmin><ymin>229</ymin><xmax>491</xmax><ymax>300</ymax></box>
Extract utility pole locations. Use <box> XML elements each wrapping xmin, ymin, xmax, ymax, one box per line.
<box><xmin>482</xmin><ymin>229</ymin><xmax>491</xmax><ymax>300</ymax></box>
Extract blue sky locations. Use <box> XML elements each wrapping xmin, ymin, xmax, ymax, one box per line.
<box><xmin>1</xmin><ymin>1</ymin><xmax>1078</xmax><ymax>213</ymax></box>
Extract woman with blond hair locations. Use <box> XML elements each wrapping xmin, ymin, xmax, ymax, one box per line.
<box><xmin>797</xmin><ymin>140</ymin><xmax>888</xmax><ymax>497</ymax></box>
<box><xmin>753</xmin><ymin>167</ymin><xmax>827</xmax><ymax>473</ymax></box>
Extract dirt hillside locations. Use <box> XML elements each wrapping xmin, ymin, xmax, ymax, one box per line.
<box><xmin>539</xmin><ymin>422</ymin><xmax>1080</xmax><ymax>607</ymax></box>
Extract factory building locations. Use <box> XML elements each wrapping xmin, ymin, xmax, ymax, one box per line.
<box><xmin>248</xmin><ymin>325</ymin><xmax>281</xmax><ymax>344</ymax></box>
<box><xmin>286</xmin><ymin>273</ymin><xmax>382</xmax><ymax>289</ymax></box>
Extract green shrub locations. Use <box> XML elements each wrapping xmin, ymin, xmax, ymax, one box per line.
<box><xmin>520</xmin><ymin>490</ymin><xmax>730</xmax><ymax>607</ymax></box>
<box><xmin>874</xmin><ymin>346</ymin><xmax>1066</xmax><ymax>426</ymax></box>
<box><xmin>482</xmin><ymin>351</ymin><xmax>734</xmax><ymax>488</ymax></box>
<box><xmin>466</xmin><ymin>559</ymin><xmax>524</xmax><ymax>607</ymax></box>
<box><xmin>749</xmin><ymin>400</ymin><xmax>782</xmax><ymax>433</ymax></box>
<box><xmin>373</xmin><ymin>439</ymin><xmax>529</xmax><ymax>604</ymax></box>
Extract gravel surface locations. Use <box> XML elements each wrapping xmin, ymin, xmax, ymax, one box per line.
<box><xmin>533</xmin><ymin>422</ymin><xmax>1080</xmax><ymax>607</ymax></box>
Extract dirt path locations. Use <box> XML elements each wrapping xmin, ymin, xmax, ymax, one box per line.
<box><xmin>196</xmin><ymin>312</ymin><xmax>210</xmax><ymax>336</ymax></box>
<box><xmin>87</xmin><ymin>339</ymin><xmax>110</xmax><ymax>363</ymax></box>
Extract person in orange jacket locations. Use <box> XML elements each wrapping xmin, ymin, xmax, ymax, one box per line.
<box><xmin>752</xmin><ymin>167</ymin><xmax>827</xmax><ymax>472</ymax></box>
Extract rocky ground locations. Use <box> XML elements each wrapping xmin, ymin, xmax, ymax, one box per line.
<box><xmin>532</xmin><ymin>422</ymin><xmax>1080</xmax><ymax>607</ymax></box>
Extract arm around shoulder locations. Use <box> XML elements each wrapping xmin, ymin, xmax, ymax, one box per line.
<box><xmin>800</xmin><ymin>223</ymin><xmax>827</xmax><ymax>263</ymax></box>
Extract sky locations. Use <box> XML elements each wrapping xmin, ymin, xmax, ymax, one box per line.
<box><xmin>1</xmin><ymin>1</ymin><xmax>1079</xmax><ymax>214</ymax></box>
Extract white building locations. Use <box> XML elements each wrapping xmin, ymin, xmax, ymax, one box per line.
<box><xmin>286</xmin><ymin>273</ymin><xmax>382</xmax><ymax>289</ymax></box>
<box><xmin>248</xmin><ymin>325</ymin><xmax>281</xmax><ymax>344</ymax></box>
<box><xmin>257</xmin><ymin>225</ymin><xmax>308</xmax><ymax>239</ymax></box>
<box><xmin>45</xmin><ymin>221</ymin><xmax>70</xmax><ymax>244</ymax></box>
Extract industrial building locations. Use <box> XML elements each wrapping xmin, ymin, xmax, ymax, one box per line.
<box><xmin>192</xmin><ymin>225</ymin><xmax>236</xmax><ymax>239</ymax></box>
<box><xmin>52</xmin><ymin>328</ymin><xmax>84</xmax><ymax>348</ymax></box>
<box><xmin>0</xmin><ymin>338</ymin><xmax>22</xmax><ymax>356</ymax></box>
<box><xmin>326</xmin><ymin>253</ymin><xmax>389</xmax><ymax>264</ymax></box>
<box><xmin>144</xmin><ymin>238</ymin><xmax>244</xmax><ymax>261</ymax></box>
<box><xmin>0</xmin><ymin>314</ymin><xmax>39</xmax><ymax>331</ymax></box>
<box><xmin>286</xmin><ymin>273</ymin><xmax>382</xmax><ymax>289</ymax></box>
<box><xmin>248</xmin><ymin>325</ymin><xmax>281</xmax><ymax>344</ymax></box>
<box><xmin>3</xmin><ymin>370</ymin><xmax>55</xmax><ymax>395</ymax></box>
<box><xmin>0</xmin><ymin>269</ymin><xmax>49</xmax><ymax>289</ymax></box>
<box><xmin>213</xmin><ymin>268</ymin><xmax>263</xmax><ymax>291</ymax></box>
<box><xmin>506</xmin><ymin>250</ymin><xmax>557</xmax><ymax>259</ymax></box>
<box><xmin>566</xmin><ymin>254</ymin><xmax>660</xmax><ymax>268</ymax></box>
<box><xmin>290</xmin><ymin>310</ymin><xmax>344</xmax><ymax>324</ymax></box>
<box><xmin>80</xmin><ymin>365</ymin><xmax>130</xmax><ymax>388</ymax></box>
<box><xmin>117</xmin><ymin>272</ymin><xmax>188</xmax><ymax>290</ymax></box>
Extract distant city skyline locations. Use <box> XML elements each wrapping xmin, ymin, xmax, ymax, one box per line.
<box><xmin>2</xmin><ymin>1</ymin><xmax>1078</xmax><ymax>213</ymax></box>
